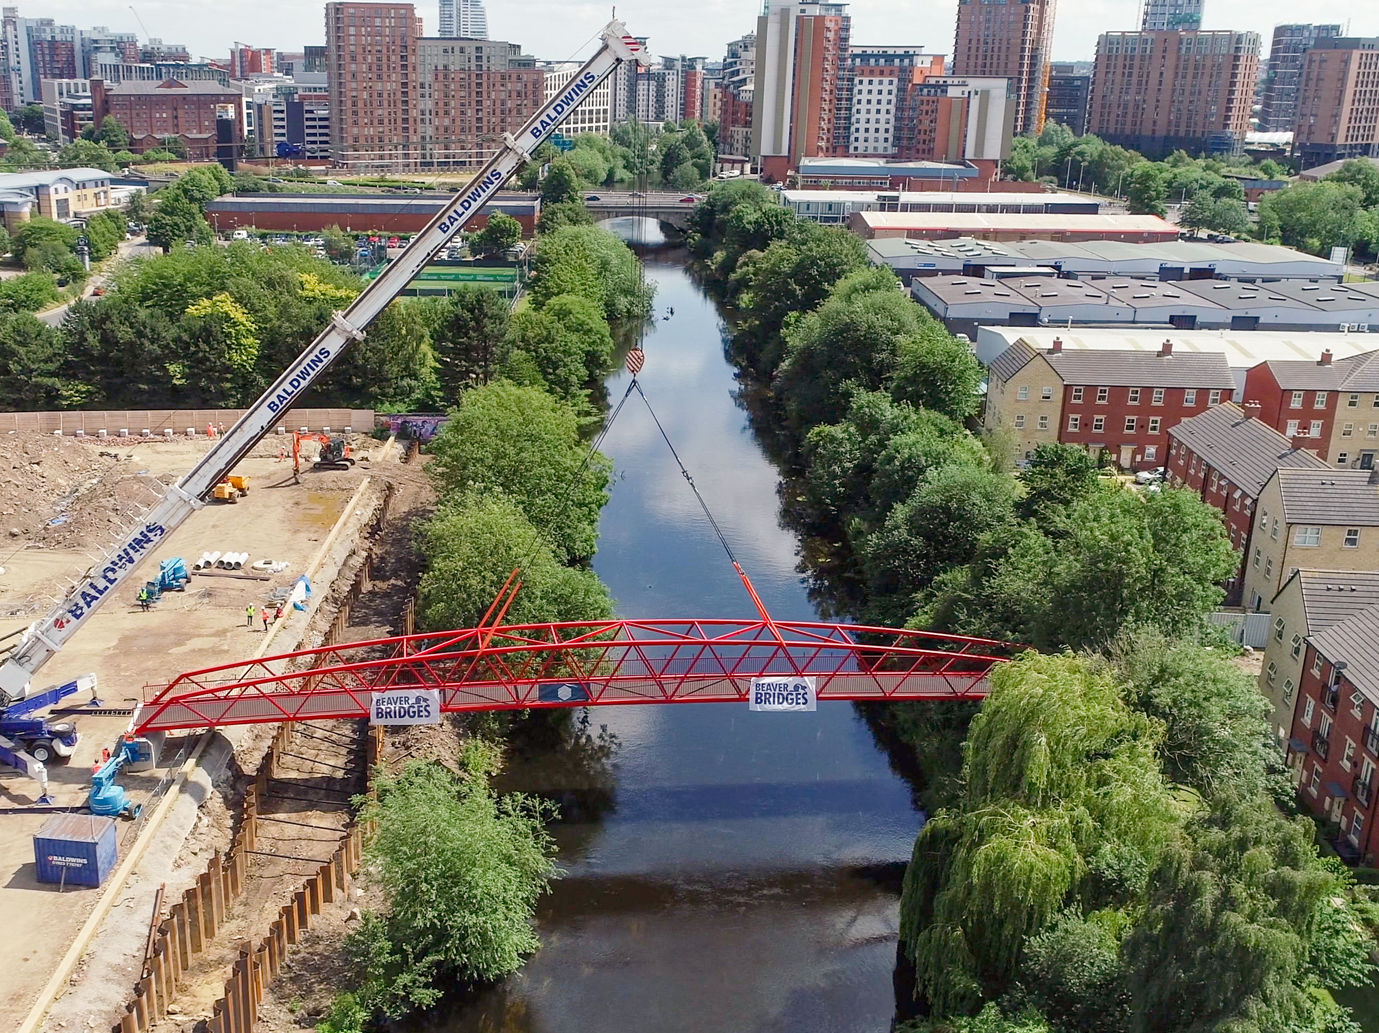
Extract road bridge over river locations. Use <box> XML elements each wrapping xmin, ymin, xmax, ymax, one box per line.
<box><xmin>583</xmin><ymin>190</ymin><xmax>704</xmax><ymax>231</ymax></box>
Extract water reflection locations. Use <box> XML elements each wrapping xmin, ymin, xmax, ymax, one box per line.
<box><xmin>435</xmin><ymin>254</ymin><xmax>922</xmax><ymax>1033</ymax></box>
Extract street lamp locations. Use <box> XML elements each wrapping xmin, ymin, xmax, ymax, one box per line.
<box><xmin>1115</xmin><ymin>169</ymin><xmax>1127</xmax><ymax>199</ymax></box>
<box><xmin>1064</xmin><ymin>156</ymin><xmax>1073</xmax><ymax>189</ymax></box>
<box><xmin>1077</xmin><ymin>162</ymin><xmax>1086</xmax><ymax>193</ymax></box>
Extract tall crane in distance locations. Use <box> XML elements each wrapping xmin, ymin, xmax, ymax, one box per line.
<box><xmin>0</xmin><ymin>22</ymin><xmax>642</xmax><ymax>706</ymax></box>
<box><xmin>128</xmin><ymin>6</ymin><xmax>152</xmax><ymax>40</ymax></box>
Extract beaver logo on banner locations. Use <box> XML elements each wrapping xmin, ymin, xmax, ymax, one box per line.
<box><xmin>748</xmin><ymin>676</ymin><xmax>816</xmax><ymax>712</ymax></box>
<box><xmin>370</xmin><ymin>688</ymin><xmax>441</xmax><ymax>725</ymax></box>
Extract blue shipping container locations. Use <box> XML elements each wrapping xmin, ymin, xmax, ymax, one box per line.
<box><xmin>34</xmin><ymin>814</ymin><xmax>118</xmax><ymax>887</ymax></box>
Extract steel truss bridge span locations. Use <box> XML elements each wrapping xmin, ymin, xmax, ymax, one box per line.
<box><xmin>134</xmin><ymin>619</ymin><xmax>1020</xmax><ymax>734</ymax></box>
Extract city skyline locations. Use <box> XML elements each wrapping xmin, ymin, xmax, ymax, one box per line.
<box><xmin>9</xmin><ymin>0</ymin><xmax>1374</xmax><ymax>70</ymax></box>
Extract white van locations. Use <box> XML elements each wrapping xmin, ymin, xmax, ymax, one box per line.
<box><xmin>232</xmin><ymin>229</ymin><xmax>250</xmax><ymax>241</ymax></box>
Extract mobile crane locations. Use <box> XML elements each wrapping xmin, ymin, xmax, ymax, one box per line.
<box><xmin>0</xmin><ymin>20</ymin><xmax>643</xmax><ymax>801</ymax></box>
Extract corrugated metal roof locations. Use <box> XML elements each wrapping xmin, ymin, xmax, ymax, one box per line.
<box><xmin>1169</xmin><ymin>402</ymin><xmax>1327</xmax><ymax>496</ymax></box>
<box><xmin>1044</xmin><ymin>348</ymin><xmax>1235</xmax><ymax>388</ymax></box>
<box><xmin>1308</xmin><ymin>601</ymin><xmax>1379</xmax><ymax>703</ymax></box>
<box><xmin>1275</xmin><ymin>468</ymin><xmax>1379</xmax><ymax>526</ymax></box>
<box><xmin>989</xmin><ymin>340</ymin><xmax>1037</xmax><ymax>383</ymax></box>
<box><xmin>856</xmin><ymin>211</ymin><xmax>1177</xmax><ymax>234</ymax></box>
<box><xmin>1293</xmin><ymin>569</ymin><xmax>1379</xmax><ymax>630</ymax></box>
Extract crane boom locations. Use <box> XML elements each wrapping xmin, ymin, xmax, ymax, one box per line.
<box><xmin>0</xmin><ymin>21</ymin><xmax>642</xmax><ymax>705</ymax></box>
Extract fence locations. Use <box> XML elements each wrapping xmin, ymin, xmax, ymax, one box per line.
<box><xmin>1208</xmin><ymin>610</ymin><xmax>1272</xmax><ymax>649</ymax></box>
<box><xmin>0</xmin><ymin>408</ymin><xmax>374</xmax><ymax>437</ymax></box>
<box><xmin>114</xmin><ymin>724</ymin><xmax>383</xmax><ymax>1033</ymax></box>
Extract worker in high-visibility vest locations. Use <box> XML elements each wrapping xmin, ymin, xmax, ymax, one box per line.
<box><xmin>138</xmin><ymin>587</ymin><xmax>150</xmax><ymax>612</ymax></box>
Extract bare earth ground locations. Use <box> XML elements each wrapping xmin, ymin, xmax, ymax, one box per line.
<box><xmin>0</xmin><ymin>431</ymin><xmax>391</xmax><ymax>1030</ymax></box>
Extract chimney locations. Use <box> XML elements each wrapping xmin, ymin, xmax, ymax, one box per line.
<box><xmin>1320</xmin><ymin>349</ymin><xmax>1333</xmax><ymax>366</ymax></box>
<box><xmin>1242</xmin><ymin>400</ymin><xmax>1262</xmax><ymax>420</ymax></box>
<box><xmin>1049</xmin><ymin>337</ymin><xmax>1063</xmax><ymax>355</ymax></box>
<box><xmin>1160</xmin><ymin>339</ymin><xmax>1173</xmax><ymax>357</ymax></box>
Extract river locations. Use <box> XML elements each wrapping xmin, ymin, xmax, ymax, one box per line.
<box><xmin>434</xmin><ymin>241</ymin><xmax>925</xmax><ymax>1031</ymax></box>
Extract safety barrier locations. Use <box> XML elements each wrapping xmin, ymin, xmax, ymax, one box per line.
<box><xmin>113</xmin><ymin>724</ymin><xmax>383</xmax><ymax>1033</ymax></box>
<box><xmin>0</xmin><ymin>408</ymin><xmax>374</xmax><ymax>437</ymax></box>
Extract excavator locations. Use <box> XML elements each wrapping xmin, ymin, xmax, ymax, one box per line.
<box><xmin>0</xmin><ymin>21</ymin><xmax>644</xmax><ymax>805</ymax></box>
<box><xmin>293</xmin><ymin>432</ymin><xmax>355</xmax><ymax>475</ymax></box>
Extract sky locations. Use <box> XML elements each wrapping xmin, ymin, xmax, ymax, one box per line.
<box><xmin>24</xmin><ymin>0</ymin><xmax>1375</xmax><ymax>66</ymax></box>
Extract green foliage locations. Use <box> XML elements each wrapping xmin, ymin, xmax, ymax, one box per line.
<box><xmin>321</xmin><ymin>225</ymin><xmax>356</xmax><ymax>262</ymax></box>
<box><xmin>900</xmin><ymin>1003</ymin><xmax>1055</xmax><ymax>1033</ymax></box>
<box><xmin>1179</xmin><ymin>191</ymin><xmax>1250</xmax><ymax>237</ymax></box>
<box><xmin>15</xmin><ymin>103</ymin><xmax>44</xmax><ymax>135</ymax></box>
<box><xmin>0</xmin><ymin>109</ymin><xmax>15</xmax><ymax>144</ymax></box>
<box><xmin>0</xmin><ymin>314</ymin><xmax>69</xmax><ymax>407</ymax></box>
<box><xmin>1258</xmin><ymin>180</ymin><xmax>1378</xmax><ymax>256</ymax></box>
<box><xmin>146</xmin><ymin>192</ymin><xmax>213</xmax><ymax>251</ymax></box>
<box><xmin>1325</xmin><ymin>159</ymin><xmax>1379</xmax><ymax>208</ymax></box>
<box><xmin>0</xmin><ymin>271</ymin><xmax>59</xmax><ymax>313</ymax></box>
<box><xmin>658</xmin><ymin>122</ymin><xmax>714</xmax><ymax>187</ymax></box>
<box><xmin>528</xmin><ymin>224</ymin><xmax>653</xmax><ymax>320</ymax></box>
<box><xmin>427</xmin><ymin>382</ymin><xmax>610</xmax><ymax>561</ymax></box>
<box><xmin>1016</xmin><ymin>443</ymin><xmax>1100</xmax><ymax>524</ymax></box>
<box><xmin>347</xmin><ymin>753</ymin><xmax>558</xmax><ymax>1017</ymax></box>
<box><xmin>469</xmin><ymin>211</ymin><xmax>522</xmax><ymax>258</ymax></box>
<box><xmin>1016</xmin><ymin>911</ymin><xmax>1130</xmax><ymax>1033</ymax></box>
<box><xmin>94</xmin><ymin>116</ymin><xmax>129</xmax><ymax>150</ymax></box>
<box><xmin>13</xmin><ymin>217</ymin><xmax>78</xmax><ymax>269</ymax></box>
<box><xmin>1124</xmin><ymin>164</ymin><xmax>1168</xmax><ymax>216</ymax></box>
<box><xmin>159</xmin><ymin>135</ymin><xmax>188</xmax><ymax>158</ymax></box>
<box><xmin>537</xmin><ymin>200</ymin><xmax>594</xmax><ymax>234</ymax></box>
<box><xmin>83</xmin><ymin>209</ymin><xmax>127</xmax><ymax>261</ymax></box>
<box><xmin>539</xmin><ymin>157</ymin><xmax>583</xmax><ymax>205</ymax></box>
<box><xmin>56</xmin><ymin>138</ymin><xmax>117</xmax><ymax>173</ymax></box>
<box><xmin>426</xmin><ymin>285</ymin><xmax>510</xmax><ymax>398</ymax></box>
<box><xmin>315</xmin><ymin>992</ymin><xmax>367</xmax><ymax>1033</ymax></box>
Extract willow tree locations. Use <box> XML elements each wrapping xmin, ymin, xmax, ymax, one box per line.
<box><xmin>899</xmin><ymin>652</ymin><xmax>1185</xmax><ymax>1014</ymax></box>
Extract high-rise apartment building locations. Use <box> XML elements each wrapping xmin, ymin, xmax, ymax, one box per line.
<box><xmin>1140</xmin><ymin>0</ymin><xmax>1202</xmax><ymax>32</ymax></box>
<box><xmin>1291</xmin><ymin>37</ymin><xmax>1379</xmax><ymax>169</ymax></box>
<box><xmin>845</xmin><ymin>47</ymin><xmax>944</xmax><ymax>156</ymax></box>
<box><xmin>229</xmin><ymin>45</ymin><xmax>275</xmax><ymax>79</ymax></box>
<box><xmin>902</xmin><ymin>75</ymin><xmax>1012</xmax><ymax>163</ymax></box>
<box><xmin>751</xmin><ymin>2</ymin><xmax>850</xmax><ymax>181</ymax></box>
<box><xmin>415</xmin><ymin>37</ymin><xmax>540</xmax><ymax>168</ymax></box>
<box><xmin>1088</xmin><ymin>30</ymin><xmax>1260</xmax><ymax>157</ymax></box>
<box><xmin>325</xmin><ymin>2</ymin><xmax>420</xmax><ymax>168</ymax></box>
<box><xmin>438</xmin><ymin>0</ymin><xmax>487</xmax><ymax>39</ymax></box>
<box><xmin>1046</xmin><ymin>62</ymin><xmax>1091</xmax><ymax>135</ymax></box>
<box><xmin>1259</xmin><ymin>24</ymin><xmax>1343</xmax><ymax>133</ymax></box>
<box><xmin>951</xmin><ymin>0</ymin><xmax>1055</xmax><ymax>135</ymax></box>
<box><xmin>664</xmin><ymin>55</ymin><xmax>708</xmax><ymax>122</ymax></box>
<box><xmin>541</xmin><ymin>61</ymin><xmax>610</xmax><ymax>134</ymax></box>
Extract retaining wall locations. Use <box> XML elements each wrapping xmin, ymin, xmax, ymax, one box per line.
<box><xmin>0</xmin><ymin>408</ymin><xmax>374</xmax><ymax>437</ymax></box>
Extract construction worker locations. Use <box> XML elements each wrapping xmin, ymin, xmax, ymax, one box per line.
<box><xmin>261</xmin><ymin>607</ymin><xmax>270</xmax><ymax>632</ymax></box>
<box><xmin>246</xmin><ymin>604</ymin><xmax>255</xmax><ymax>628</ymax></box>
<box><xmin>274</xmin><ymin>604</ymin><xmax>284</xmax><ymax>622</ymax></box>
<box><xmin>138</xmin><ymin>587</ymin><xmax>150</xmax><ymax>611</ymax></box>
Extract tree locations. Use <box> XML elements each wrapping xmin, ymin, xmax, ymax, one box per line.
<box><xmin>539</xmin><ymin>157</ymin><xmax>583</xmax><ymax>205</ymax></box>
<box><xmin>159</xmin><ymin>135</ymin><xmax>188</xmax><ymax>159</ymax></box>
<box><xmin>123</xmin><ymin>190</ymin><xmax>153</xmax><ymax>225</ymax></box>
<box><xmin>417</xmin><ymin>490</ymin><xmax>613</xmax><ymax>631</ymax></box>
<box><xmin>1325</xmin><ymin>158</ymin><xmax>1379</xmax><ymax>208</ymax></box>
<box><xmin>891</xmin><ymin>319</ymin><xmax>984</xmax><ymax>423</ymax></box>
<box><xmin>94</xmin><ymin>116</ymin><xmax>129</xmax><ymax>150</ymax></box>
<box><xmin>1015</xmin><ymin>912</ymin><xmax>1130</xmax><ymax>1033</ymax></box>
<box><xmin>321</xmin><ymin>225</ymin><xmax>355</xmax><ymax>262</ymax></box>
<box><xmin>429</xmin><ymin>286</ymin><xmax>510</xmax><ymax>397</ymax></box>
<box><xmin>12</xmin><ymin>217</ymin><xmax>78</xmax><ymax>270</ymax></box>
<box><xmin>347</xmin><ymin>753</ymin><xmax>558</xmax><ymax>1017</ymax></box>
<box><xmin>1258</xmin><ymin>180</ymin><xmax>1378</xmax><ymax>255</ymax></box>
<box><xmin>1015</xmin><ymin>442</ymin><xmax>1100</xmax><ymax>524</ymax></box>
<box><xmin>1125</xmin><ymin>163</ymin><xmax>1168</xmax><ymax>217</ymax></box>
<box><xmin>0</xmin><ymin>109</ymin><xmax>16</xmax><ymax>144</ymax></box>
<box><xmin>468</xmin><ymin>212</ymin><xmax>521</xmax><ymax>258</ymax></box>
<box><xmin>146</xmin><ymin>192</ymin><xmax>213</xmax><ymax>251</ymax></box>
<box><xmin>528</xmin><ymin>224</ymin><xmax>653</xmax><ymax>319</ymax></box>
<box><xmin>537</xmin><ymin>200</ymin><xmax>593</xmax><ymax>234</ymax></box>
<box><xmin>0</xmin><ymin>271</ymin><xmax>59</xmax><ymax>313</ymax></box>
<box><xmin>1</xmin><ymin>136</ymin><xmax>48</xmax><ymax>170</ymax></box>
<box><xmin>0</xmin><ymin>314</ymin><xmax>67</xmax><ymax>408</ymax></box>
<box><xmin>15</xmin><ymin>103</ymin><xmax>44</xmax><ymax>135</ymax></box>
<box><xmin>427</xmin><ymin>381</ymin><xmax>611</xmax><ymax>561</ymax></box>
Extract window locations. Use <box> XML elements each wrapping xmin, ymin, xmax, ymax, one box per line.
<box><xmin>1209</xmin><ymin>390</ymin><xmax>1222</xmax><ymax>405</ymax></box>
<box><xmin>1210</xmin><ymin>471</ymin><xmax>1220</xmax><ymax>492</ymax></box>
<box><xmin>1152</xmin><ymin>388</ymin><xmax>1164</xmax><ymax>405</ymax></box>
<box><xmin>1067</xmin><ymin>415</ymin><xmax>1081</xmax><ymax>432</ymax></box>
<box><xmin>1274</xmin><ymin>616</ymin><xmax>1286</xmax><ymax>642</ymax></box>
<box><xmin>1148</xmin><ymin>417</ymin><xmax>1161</xmax><ymax>434</ymax></box>
<box><xmin>1253</xmin><ymin>546</ymin><xmax>1261</xmax><ymax>569</ymax></box>
<box><xmin>1343</xmin><ymin>739</ymin><xmax>1357</xmax><ymax>769</ymax></box>
<box><xmin>1271</xmin><ymin>517</ymin><xmax>1280</xmax><ymax>541</ymax></box>
<box><xmin>1321</xmin><ymin>713</ymin><xmax>1334</xmax><ymax>740</ymax></box>
<box><xmin>1315</xmin><ymin>391</ymin><xmax>1328</xmax><ymax>409</ymax></box>
<box><xmin>1291</xmin><ymin>633</ymin><xmax>1303</xmax><ymax>659</ymax></box>
<box><xmin>1233</xmin><ymin>490</ymin><xmax>1242</xmax><ymax>510</ymax></box>
<box><xmin>1310</xmin><ymin>420</ymin><xmax>1324</xmax><ymax>438</ymax></box>
<box><xmin>1265</xmin><ymin>556</ymin><xmax>1273</xmax><ymax>579</ymax></box>
<box><xmin>1339</xmin><ymin>453</ymin><xmax>1350</xmax><ymax>467</ymax></box>
<box><xmin>1071</xmin><ymin>386</ymin><xmax>1084</xmax><ymax>402</ymax></box>
<box><xmin>1286</xmin><ymin>420</ymin><xmax>1299</xmax><ymax>437</ymax></box>
<box><xmin>1124</xmin><ymin>416</ymin><xmax>1137</xmax><ymax>433</ymax></box>
<box><xmin>1184</xmin><ymin>389</ymin><xmax>1197</xmax><ymax>405</ymax></box>
<box><xmin>1041</xmin><ymin>386</ymin><xmax>1053</xmax><ymax>400</ymax></box>
<box><xmin>1370</xmin><ymin>424</ymin><xmax>1379</xmax><ymax>438</ymax></box>
<box><xmin>1144</xmin><ymin>445</ymin><xmax>1157</xmax><ymax>461</ymax></box>
<box><xmin>1308</xmin><ymin>762</ymin><xmax>1321</xmax><ymax>795</ymax></box>
<box><xmin>1092</xmin><ymin>415</ymin><xmax>1105</xmax><ymax>433</ymax></box>
<box><xmin>1290</xmin><ymin>390</ymin><xmax>1305</xmax><ymax>409</ymax></box>
<box><xmin>1014</xmin><ymin>414</ymin><xmax>1025</xmax><ymax>428</ymax></box>
<box><xmin>1284</xmin><ymin>677</ymin><xmax>1296</xmax><ymax>700</ymax></box>
<box><xmin>1294</xmin><ymin>526</ymin><xmax>1321</xmax><ymax>546</ymax></box>
<box><xmin>1037</xmin><ymin>415</ymin><xmax>1049</xmax><ymax>430</ymax></box>
<box><xmin>1017</xmin><ymin>385</ymin><xmax>1029</xmax><ymax>400</ymax></box>
<box><xmin>1345</xmin><ymin>528</ymin><xmax>1361</xmax><ymax>548</ymax></box>
<box><xmin>1097</xmin><ymin>387</ymin><xmax>1109</xmax><ymax>404</ymax></box>
<box><xmin>1349</xmin><ymin>393</ymin><xmax>1360</xmax><ymax>408</ymax></box>
<box><xmin>1266</xmin><ymin>661</ymin><xmax>1277</xmax><ymax>684</ymax></box>
<box><xmin>1349</xmin><ymin>812</ymin><xmax>1363</xmax><ymax>846</ymax></box>
<box><xmin>1344</xmin><ymin>423</ymin><xmax>1355</xmax><ymax>437</ymax></box>
<box><xmin>1312</xmin><ymin>653</ymin><xmax>1324</xmax><ymax>677</ymax></box>
<box><xmin>1304</xmin><ymin>697</ymin><xmax>1316</xmax><ymax>727</ymax></box>
<box><xmin>1128</xmin><ymin>388</ymin><xmax>1141</xmax><ymax>404</ymax></box>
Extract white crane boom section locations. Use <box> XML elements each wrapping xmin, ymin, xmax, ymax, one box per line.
<box><xmin>0</xmin><ymin>22</ymin><xmax>642</xmax><ymax>704</ymax></box>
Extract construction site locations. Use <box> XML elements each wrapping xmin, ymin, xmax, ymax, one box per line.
<box><xmin>0</xmin><ymin>425</ymin><xmax>436</xmax><ymax>1033</ymax></box>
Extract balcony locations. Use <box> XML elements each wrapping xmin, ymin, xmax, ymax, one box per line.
<box><xmin>1322</xmin><ymin>683</ymin><xmax>1340</xmax><ymax>711</ymax></box>
<box><xmin>1312</xmin><ymin>729</ymin><xmax>1331</xmax><ymax>761</ymax></box>
<box><xmin>1356</xmin><ymin>773</ymin><xmax>1375</xmax><ymax>809</ymax></box>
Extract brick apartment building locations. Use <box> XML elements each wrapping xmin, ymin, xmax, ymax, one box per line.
<box><xmin>1088</xmin><ymin>30</ymin><xmax>1260</xmax><ymax>157</ymax></box>
<box><xmin>951</xmin><ymin>0</ymin><xmax>1054</xmax><ymax>135</ymax></box>
<box><xmin>89</xmin><ymin>78</ymin><xmax>244</xmax><ymax>161</ymax></box>
<box><xmin>325</xmin><ymin>1</ymin><xmax>420</xmax><ymax>168</ymax></box>
<box><xmin>1242</xmin><ymin>349</ymin><xmax>1379</xmax><ymax>465</ymax></box>
<box><xmin>1288</xmin><ymin>603</ymin><xmax>1379</xmax><ymax>863</ymax></box>
<box><xmin>1259</xmin><ymin>24</ymin><xmax>1343</xmax><ymax>134</ymax></box>
<box><xmin>1166</xmin><ymin>401</ymin><xmax>1327</xmax><ymax>600</ymax></box>
<box><xmin>1292</xmin><ymin>37</ymin><xmax>1379</xmax><ymax>170</ymax></box>
<box><xmin>415</xmin><ymin>38</ymin><xmax>542</xmax><ymax>169</ymax></box>
<box><xmin>984</xmin><ymin>336</ymin><xmax>1235</xmax><ymax>469</ymax></box>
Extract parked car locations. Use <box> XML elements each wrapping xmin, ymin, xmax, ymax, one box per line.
<box><xmin>387</xmin><ymin>236</ymin><xmax>400</xmax><ymax>248</ymax></box>
<box><xmin>1135</xmin><ymin>467</ymin><xmax>1166</xmax><ymax>485</ymax></box>
<box><xmin>585</xmin><ymin>194</ymin><xmax>601</xmax><ymax>201</ymax></box>
<box><xmin>679</xmin><ymin>195</ymin><xmax>699</xmax><ymax>204</ymax></box>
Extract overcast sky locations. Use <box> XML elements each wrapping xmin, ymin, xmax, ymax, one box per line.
<box><xmin>30</xmin><ymin>0</ymin><xmax>1375</xmax><ymax>66</ymax></box>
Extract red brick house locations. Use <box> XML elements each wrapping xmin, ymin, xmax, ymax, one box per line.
<box><xmin>985</xmin><ymin>336</ymin><xmax>1236</xmax><ymax>470</ymax></box>
<box><xmin>1288</xmin><ymin>602</ymin><xmax>1379</xmax><ymax>864</ymax></box>
<box><xmin>90</xmin><ymin>78</ymin><xmax>244</xmax><ymax>162</ymax></box>
<box><xmin>1242</xmin><ymin>348</ymin><xmax>1379</xmax><ymax>464</ymax></box>
<box><xmin>1167</xmin><ymin>401</ymin><xmax>1328</xmax><ymax>601</ymax></box>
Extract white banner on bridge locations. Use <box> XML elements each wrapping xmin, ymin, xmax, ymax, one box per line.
<box><xmin>748</xmin><ymin>676</ymin><xmax>816</xmax><ymax>712</ymax></box>
<box><xmin>370</xmin><ymin>688</ymin><xmax>441</xmax><ymax>725</ymax></box>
